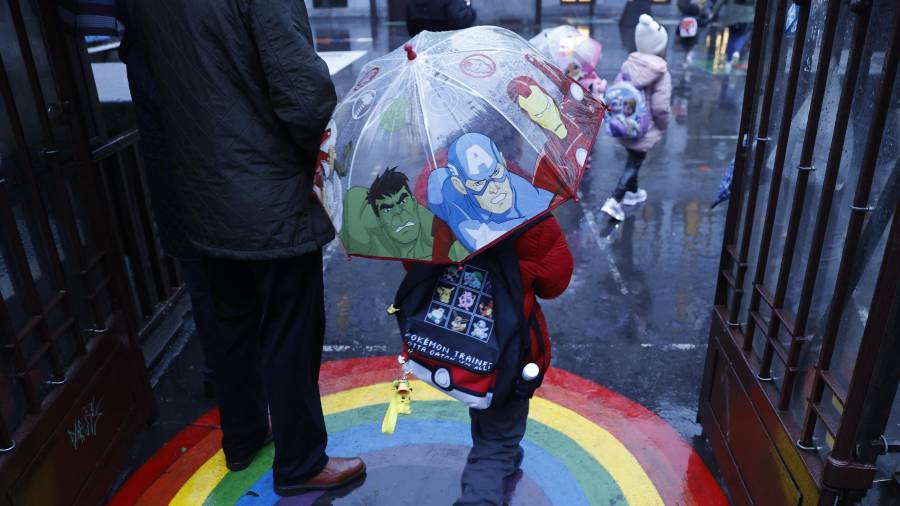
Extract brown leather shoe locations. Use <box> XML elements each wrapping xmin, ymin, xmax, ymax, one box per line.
<box><xmin>274</xmin><ymin>457</ymin><xmax>366</xmax><ymax>496</ymax></box>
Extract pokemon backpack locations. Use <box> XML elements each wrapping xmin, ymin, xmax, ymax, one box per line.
<box><xmin>603</xmin><ymin>78</ymin><xmax>652</xmax><ymax>139</ymax></box>
<box><xmin>391</xmin><ymin>233</ymin><xmax>546</xmax><ymax>409</ymax></box>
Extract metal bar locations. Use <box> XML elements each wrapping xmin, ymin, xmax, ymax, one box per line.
<box><xmin>821</xmin><ymin>370</ymin><xmax>848</xmax><ymax>407</ymax></box>
<box><xmin>0</xmin><ymin>253</ymin><xmax>41</xmax><ymax>413</ymax></box>
<box><xmin>46</xmin><ymin>176</ymin><xmax>94</xmax><ymax>349</ymax></box>
<box><xmin>166</xmin><ymin>255</ymin><xmax>182</xmax><ymax>288</ymax></box>
<box><xmin>35</xmin><ymin>0</ymin><xmax>142</xmax><ymax>340</ymax></box>
<box><xmin>793</xmin><ymin>3</ymin><xmax>872</xmax><ymax>341</ymax></box>
<box><xmin>128</xmin><ymin>145</ymin><xmax>172</xmax><ymax>300</ymax></box>
<box><xmin>96</xmin><ymin>157</ymin><xmax>142</xmax><ymax>318</ymax></box>
<box><xmin>848</xmin><ymin>251</ymin><xmax>900</xmax><ymax>470</ymax></box>
<box><xmin>91</xmin><ymin>130</ymin><xmax>139</xmax><ymax>162</ymax></box>
<box><xmin>106</xmin><ymin>152</ymin><xmax>158</xmax><ymax>315</ymax></box>
<box><xmin>713</xmin><ymin>0</ymin><xmax>770</xmax><ymax>307</ymax></box>
<box><xmin>0</xmin><ymin>20</ymin><xmax>83</xmax><ymax>363</ymax></box>
<box><xmin>767</xmin><ymin>0</ymin><xmax>844</xmax><ymax>411</ymax></box>
<box><xmin>744</xmin><ymin>0</ymin><xmax>811</xmax><ymax>381</ymax></box>
<box><xmin>0</xmin><ymin>32</ymin><xmax>67</xmax><ymax>290</ymax></box>
<box><xmin>798</xmin><ymin>0</ymin><xmax>881</xmax><ymax>446</ymax></box>
<box><xmin>0</xmin><ymin>182</ymin><xmax>66</xmax><ymax>382</ymax></box>
<box><xmin>823</xmin><ymin>6</ymin><xmax>900</xmax><ymax>461</ymax></box>
<box><xmin>728</xmin><ymin>0</ymin><xmax>790</xmax><ymax>350</ymax></box>
<box><xmin>7</xmin><ymin>0</ymin><xmax>56</xmax><ymax>147</ymax></box>
<box><xmin>0</xmin><ymin>413</ymin><xmax>12</xmax><ymax>453</ymax></box>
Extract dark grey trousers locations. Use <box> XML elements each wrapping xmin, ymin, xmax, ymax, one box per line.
<box><xmin>456</xmin><ymin>398</ymin><xmax>529</xmax><ymax>506</ymax></box>
<box><xmin>612</xmin><ymin>148</ymin><xmax>648</xmax><ymax>201</ymax></box>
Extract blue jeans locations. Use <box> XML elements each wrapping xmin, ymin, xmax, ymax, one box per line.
<box><xmin>726</xmin><ymin>23</ymin><xmax>751</xmax><ymax>57</ymax></box>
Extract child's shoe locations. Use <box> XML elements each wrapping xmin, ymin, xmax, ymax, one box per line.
<box><xmin>622</xmin><ymin>189</ymin><xmax>648</xmax><ymax>206</ymax></box>
<box><xmin>601</xmin><ymin>198</ymin><xmax>625</xmax><ymax>221</ymax></box>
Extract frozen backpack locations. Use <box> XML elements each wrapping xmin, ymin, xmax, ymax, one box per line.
<box><xmin>603</xmin><ymin>78</ymin><xmax>652</xmax><ymax>139</ymax></box>
<box><xmin>391</xmin><ymin>234</ymin><xmax>546</xmax><ymax>409</ymax></box>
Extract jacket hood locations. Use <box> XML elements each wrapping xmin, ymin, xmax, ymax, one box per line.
<box><xmin>620</xmin><ymin>52</ymin><xmax>668</xmax><ymax>88</ymax></box>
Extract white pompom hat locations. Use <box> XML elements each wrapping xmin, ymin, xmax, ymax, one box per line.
<box><xmin>635</xmin><ymin>14</ymin><xmax>668</xmax><ymax>56</ymax></box>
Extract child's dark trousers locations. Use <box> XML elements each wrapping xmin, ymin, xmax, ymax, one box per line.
<box><xmin>455</xmin><ymin>397</ymin><xmax>530</xmax><ymax>505</ymax></box>
<box><xmin>612</xmin><ymin>148</ymin><xmax>648</xmax><ymax>201</ymax></box>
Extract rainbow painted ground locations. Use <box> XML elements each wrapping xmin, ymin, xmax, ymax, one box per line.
<box><xmin>111</xmin><ymin>357</ymin><xmax>726</xmax><ymax>505</ymax></box>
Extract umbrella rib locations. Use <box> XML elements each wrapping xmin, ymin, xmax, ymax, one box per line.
<box><xmin>412</xmin><ymin>64</ymin><xmax>440</xmax><ymax>174</ymax></box>
<box><xmin>338</xmin><ymin>65</ymin><xmax>404</xmax><ymax>106</ymax></box>
<box><xmin>419</xmin><ymin>60</ymin><xmax>544</xmax><ymax>157</ymax></box>
<box><xmin>346</xmin><ymin>65</ymin><xmax>410</xmax><ymax>182</ymax></box>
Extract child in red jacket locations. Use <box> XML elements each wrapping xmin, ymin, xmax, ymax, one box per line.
<box><xmin>455</xmin><ymin>215</ymin><xmax>573</xmax><ymax>506</ymax></box>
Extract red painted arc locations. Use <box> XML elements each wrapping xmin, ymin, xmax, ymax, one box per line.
<box><xmin>318</xmin><ymin>357</ymin><xmax>725</xmax><ymax>506</ymax></box>
<box><xmin>111</xmin><ymin>357</ymin><xmax>725</xmax><ymax>506</ymax></box>
<box><xmin>110</xmin><ymin>409</ymin><xmax>221</xmax><ymax>506</ymax></box>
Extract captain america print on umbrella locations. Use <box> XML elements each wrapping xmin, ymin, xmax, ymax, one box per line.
<box><xmin>314</xmin><ymin>26</ymin><xmax>605</xmax><ymax>264</ymax></box>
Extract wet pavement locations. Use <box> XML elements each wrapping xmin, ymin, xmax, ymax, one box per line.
<box><xmin>116</xmin><ymin>15</ymin><xmax>748</xmax><ymax>505</ymax></box>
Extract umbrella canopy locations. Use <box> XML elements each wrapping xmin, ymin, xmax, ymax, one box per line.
<box><xmin>529</xmin><ymin>26</ymin><xmax>603</xmax><ymax>84</ymax></box>
<box><xmin>314</xmin><ymin>26</ymin><xmax>604</xmax><ymax>263</ymax></box>
<box><xmin>711</xmin><ymin>158</ymin><xmax>734</xmax><ymax>209</ymax></box>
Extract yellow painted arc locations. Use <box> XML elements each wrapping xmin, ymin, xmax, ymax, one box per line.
<box><xmin>171</xmin><ymin>380</ymin><xmax>665</xmax><ymax>506</ymax></box>
<box><xmin>170</xmin><ymin>449</ymin><xmax>229</xmax><ymax>506</ymax></box>
<box><xmin>325</xmin><ymin>381</ymin><xmax>664</xmax><ymax>506</ymax></box>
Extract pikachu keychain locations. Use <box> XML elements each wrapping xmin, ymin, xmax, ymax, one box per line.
<box><xmin>382</xmin><ymin>354</ymin><xmax>413</xmax><ymax>435</ymax></box>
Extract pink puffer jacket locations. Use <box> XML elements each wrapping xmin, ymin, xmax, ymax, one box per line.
<box><xmin>615</xmin><ymin>52</ymin><xmax>672</xmax><ymax>153</ymax></box>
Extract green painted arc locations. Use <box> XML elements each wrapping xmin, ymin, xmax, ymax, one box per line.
<box><xmin>204</xmin><ymin>401</ymin><xmax>622</xmax><ymax>506</ymax></box>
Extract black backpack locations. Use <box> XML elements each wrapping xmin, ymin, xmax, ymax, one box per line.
<box><xmin>391</xmin><ymin>236</ymin><xmax>544</xmax><ymax>409</ymax></box>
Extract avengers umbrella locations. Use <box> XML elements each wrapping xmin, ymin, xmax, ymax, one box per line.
<box><xmin>314</xmin><ymin>26</ymin><xmax>604</xmax><ymax>263</ymax></box>
<box><xmin>528</xmin><ymin>25</ymin><xmax>606</xmax><ymax>98</ymax></box>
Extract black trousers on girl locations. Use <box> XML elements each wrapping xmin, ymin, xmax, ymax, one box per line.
<box><xmin>612</xmin><ymin>148</ymin><xmax>648</xmax><ymax>201</ymax></box>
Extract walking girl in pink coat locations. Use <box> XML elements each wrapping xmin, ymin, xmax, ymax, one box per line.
<box><xmin>601</xmin><ymin>14</ymin><xmax>673</xmax><ymax>221</ymax></box>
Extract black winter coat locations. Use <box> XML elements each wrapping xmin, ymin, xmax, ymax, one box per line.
<box><xmin>124</xmin><ymin>0</ymin><xmax>336</xmax><ymax>259</ymax></box>
<box><xmin>406</xmin><ymin>0</ymin><xmax>476</xmax><ymax>36</ymax></box>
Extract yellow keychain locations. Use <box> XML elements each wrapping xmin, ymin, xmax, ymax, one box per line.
<box><xmin>382</xmin><ymin>356</ymin><xmax>413</xmax><ymax>435</ymax></box>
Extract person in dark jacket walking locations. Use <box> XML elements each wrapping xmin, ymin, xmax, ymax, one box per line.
<box><xmin>406</xmin><ymin>0</ymin><xmax>476</xmax><ymax>36</ymax></box>
<box><xmin>123</xmin><ymin>0</ymin><xmax>364</xmax><ymax>496</ymax></box>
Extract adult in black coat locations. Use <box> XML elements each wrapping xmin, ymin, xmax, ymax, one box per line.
<box><xmin>124</xmin><ymin>0</ymin><xmax>364</xmax><ymax>496</ymax></box>
<box><xmin>407</xmin><ymin>0</ymin><xmax>477</xmax><ymax>36</ymax></box>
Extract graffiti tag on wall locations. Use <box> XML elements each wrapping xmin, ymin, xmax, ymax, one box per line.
<box><xmin>68</xmin><ymin>397</ymin><xmax>103</xmax><ymax>450</ymax></box>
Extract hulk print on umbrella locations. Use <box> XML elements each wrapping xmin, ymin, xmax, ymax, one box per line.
<box><xmin>341</xmin><ymin>167</ymin><xmax>467</xmax><ymax>262</ymax></box>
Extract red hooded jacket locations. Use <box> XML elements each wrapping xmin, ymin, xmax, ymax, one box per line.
<box><xmin>515</xmin><ymin>216</ymin><xmax>573</xmax><ymax>371</ymax></box>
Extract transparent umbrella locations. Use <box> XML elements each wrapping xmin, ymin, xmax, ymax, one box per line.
<box><xmin>313</xmin><ymin>26</ymin><xmax>605</xmax><ymax>263</ymax></box>
<box><xmin>529</xmin><ymin>25</ymin><xmax>606</xmax><ymax>97</ymax></box>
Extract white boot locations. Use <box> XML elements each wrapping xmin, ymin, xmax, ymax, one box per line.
<box><xmin>601</xmin><ymin>198</ymin><xmax>625</xmax><ymax>221</ymax></box>
<box><xmin>622</xmin><ymin>189</ymin><xmax>648</xmax><ymax>206</ymax></box>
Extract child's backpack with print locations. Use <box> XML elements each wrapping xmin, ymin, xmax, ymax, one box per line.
<box><xmin>603</xmin><ymin>76</ymin><xmax>652</xmax><ymax>139</ymax></box>
<box><xmin>391</xmin><ymin>236</ymin><xmax>546</xmax><ymax>409</ymax></box>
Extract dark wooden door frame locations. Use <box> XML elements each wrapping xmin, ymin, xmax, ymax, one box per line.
<box><xmin>0</xmin><ymin>1</ymin><xmax>182</xmax><ymax>503</ymax></box>
<box><xmin>698</xmin><ymin>0</ymin><xmax>900</xmax><ymax>504</ymax></box>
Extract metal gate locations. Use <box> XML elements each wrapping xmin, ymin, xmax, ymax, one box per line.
<box><xmin>0</xmin><ymin>1</ymin><xmax>182</xmax><ymax>503</ymax></box>
<box><xmin>699</xmin><ymin>0</ymin><xmax>900</xmax><ymax>504</ymax></box>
